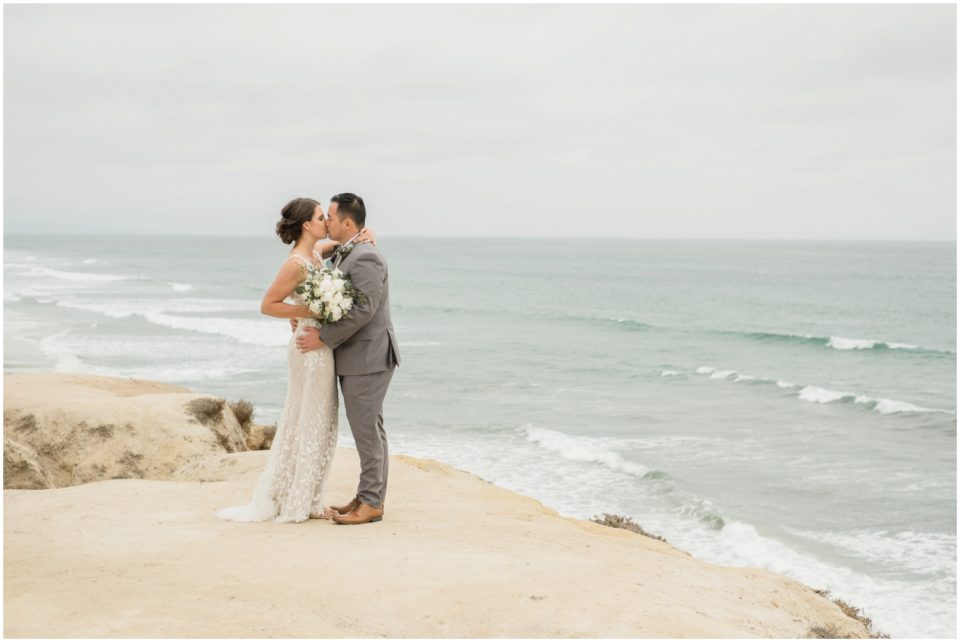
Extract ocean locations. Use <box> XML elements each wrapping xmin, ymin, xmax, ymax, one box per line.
<box><xmin>3</xmin><ymin>235</ymin><xmax>956</xmax><ymax>638</ymax></box>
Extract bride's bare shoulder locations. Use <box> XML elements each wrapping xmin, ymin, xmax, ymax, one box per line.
<box><xmin>277</xmin><ymin>254</ymin><xmax>310</xmax><ymax>276</ymax></box>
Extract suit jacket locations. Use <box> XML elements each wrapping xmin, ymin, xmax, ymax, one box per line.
<box><xmin>319</xmin><ymin>243</ymin><xmax>400</xmax><ymax>376</ymax></box>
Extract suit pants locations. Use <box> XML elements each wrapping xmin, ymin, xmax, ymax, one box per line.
<box><xmin>338</xmin><ymin>367</ymin><xmax>394</xmax><ymax>508</ymax></box>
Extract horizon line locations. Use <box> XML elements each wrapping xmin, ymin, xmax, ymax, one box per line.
<box><xmin>3</xmin><ymin>233</ymin><xmax>956</xmax><ymax>243</ymax></box>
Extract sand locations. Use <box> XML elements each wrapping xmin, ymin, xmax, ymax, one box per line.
<box><xmin>3</xmin><ymin>374</ymin><xmax>870</xmax><ymax>638</ymax></box>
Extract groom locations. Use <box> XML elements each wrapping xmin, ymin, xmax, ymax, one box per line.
<box><xmin>295</xmin><ymin>192</ymin><xmax>401</xmax><ymax>525</ymax></box>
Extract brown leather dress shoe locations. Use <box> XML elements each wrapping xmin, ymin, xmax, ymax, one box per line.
<box><xmin>331</xmin><ymin>496</ymin><xmax>361</xmax><ymax>515</ymax></box>
<box><xmin>332</xmin><ymin>501</ymin><xmax>384</xmax><ymax>525</ymax></box>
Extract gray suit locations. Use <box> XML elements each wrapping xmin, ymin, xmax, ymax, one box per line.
<box><xmin>319</xmin><ymin>243</ymin><xmax>400</xmax><ymax>509</ymax></box>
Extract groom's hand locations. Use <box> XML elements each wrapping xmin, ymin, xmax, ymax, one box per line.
<box><xmin>296</xmin><ymin>327</ymin><xmax>325</xmax><ymax>353</ymax></box>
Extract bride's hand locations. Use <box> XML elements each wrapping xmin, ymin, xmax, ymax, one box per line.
<box><xmin>356</xmin><ymin>227</ymin><xmax>377</xmax><ymax>245</ymax></box>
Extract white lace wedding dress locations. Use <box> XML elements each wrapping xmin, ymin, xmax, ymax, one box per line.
<box><xmin>216</xmin><ymin>253</ymin><xmax>339</xmax><ymax>523</ymax></box>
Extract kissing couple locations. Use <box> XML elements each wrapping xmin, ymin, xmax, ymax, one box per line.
<box><xmin>217</xmin><ymin>192</ymin><xmax>400</xmax><ymax>526</ymax></box>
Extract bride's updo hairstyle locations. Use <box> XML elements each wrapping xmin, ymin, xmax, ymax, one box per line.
<box><xmin>276</xmin><ymin>197</ymin><xmax>321</xmax><ymax>245</ymax></box>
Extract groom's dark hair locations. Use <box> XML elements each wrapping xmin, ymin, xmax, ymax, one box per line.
<box><xmin>331</xmin><ymin>193</ymin><xmax>366</xmax><ymax>229</ymax></box>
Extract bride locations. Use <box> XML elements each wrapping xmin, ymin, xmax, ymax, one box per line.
<box><xmin>216</xmin><ymin>197</ymin><xmax>375</xmax><ymax>523</ymax></box>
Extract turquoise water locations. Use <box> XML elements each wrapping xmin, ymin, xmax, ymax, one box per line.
<box><xmin>4</xmin><ymin>236</ymin><xmax>956</xmax><ymax>637</ymax></box>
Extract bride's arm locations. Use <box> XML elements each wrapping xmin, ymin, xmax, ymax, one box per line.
<box><xmin>312</xmin><ymin>228</ymin><xmax>377</xmax><ymax>259</ymax></box>
<box><xmin>261</xmin><ymin>261</ymin><xmax>312</xmax><ymax>319</ymax></box>
<box><xmin>313</xmin><ymin>240</ymin><xmax>339</xmax><ymax>259</ymax></box>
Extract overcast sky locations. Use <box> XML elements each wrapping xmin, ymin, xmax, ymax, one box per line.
<box><xmin>3</xmin><ymin>3</ymin><xmax>956</xmax><ymax>240</ymax></box>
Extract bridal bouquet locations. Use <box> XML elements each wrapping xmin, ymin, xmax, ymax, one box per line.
<box><xmin>295</xmin><ymin>266</ymin><xmax>365</xmax><ymax>325</ymax></box>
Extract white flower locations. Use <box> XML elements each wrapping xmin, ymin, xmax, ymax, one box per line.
<box><xmin>296</xmin><ymin>266</ymin><xmax>358</xmax><ymax>325</ymax></box>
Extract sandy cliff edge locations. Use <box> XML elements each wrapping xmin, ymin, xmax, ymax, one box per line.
<box><xmin>3</xmin><ymin>373</ymin><xmax>872</xmax><ymax>638</ymax></box>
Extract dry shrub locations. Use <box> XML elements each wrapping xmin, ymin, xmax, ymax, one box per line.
<box><xmin>807</xmin><ymin>589</ymin><xmax>890</xmax><ymax>639</ymax></box>
<box><xmin>806</xmin><ymin>623</ymin><xmax>854</xmax><ymax>638</ymax></box>
<box><xmin>591</xmin><ymin>512</ymin><xmax>668</xmax><ymax>543</ymax></box>
<box><xmin>185</xmin><ymin>397</ymin><xmax>224</xmax><ymax>426</ymax></box>
<box><xmin>228</xmin><ymin>400</ymin><xmax>255</xmax><ymax>428</ymax></box>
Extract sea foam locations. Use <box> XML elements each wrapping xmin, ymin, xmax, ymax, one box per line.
<box><xmin>54</xmin><ymin>297</ymin><xmax>257</xmax><ymax>318</ymax></box>
<box><xmin>798</xmin><ymin>385</ymin><xmax>854</xmax><ymax>404</ymax></box>
<box><xmin>143</xmin><ymin>312</ymin><xmax>290</xmax><ymax>346</ymax></box>
<box><xmin>728</xmin><ymin>329</ymin><xmax>952</xmax><ymax>355</ymax></box>
<box><xmin>672</xmin><ymin>519</ymin><xmax>945</xmax><ymax>638</ymax></box>
<box><xmin>696</xmin><ymin>366</ymin><xmax>951</xmax><ymax>415</ymax></box>
<box><xmin>785</xmin><ymin>527</ymin><xmax>956</xmax><ymax>577</ymax></box>
<box><xmin>519</xmin><ymin>424</ymin><xmax>650</xmax><ymax>478</ymax></box>
<box><xmin>797</xmin><ymin>385</ymin><xmax>948</xmax><ymax>414</ymax></box>
<box><xmin>827</xmin><ymin>336</ymin><xmax>922</xmax><ymax>351</ymax></box>
<box><xmin>13</xmin><ymin>265</ymin><xmax>130</xmax><ymax>283</ymax></box>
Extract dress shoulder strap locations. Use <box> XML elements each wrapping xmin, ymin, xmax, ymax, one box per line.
<box><xmin>284</xmin><ymin>254</ymin><xmax>312</xmax><ymax>269</ymax></box>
